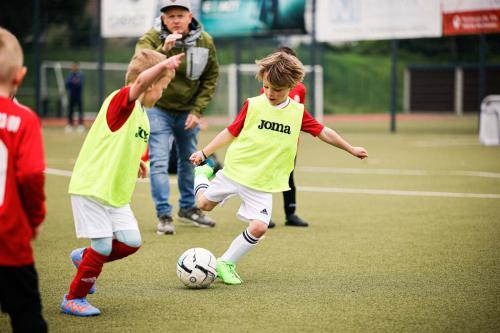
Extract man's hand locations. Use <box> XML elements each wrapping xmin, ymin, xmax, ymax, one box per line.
<box><xmin>138</xmin><ymin>160</ymin><xmax>148</xmax><ymax>178</ymax></box>
<box><xmin>189</xmin><ymin>151</ymin><xmax>206</xmax><ymax>165</ymax></box>
<box><xmin>185</xmin><ymin>113</ymin><xmax>200</xmax><ymax>130</ymax></box>
<box><xmin>162</xmin><ymin>32</ymin><xmax>182</xmax><ymax>52</ymax></box>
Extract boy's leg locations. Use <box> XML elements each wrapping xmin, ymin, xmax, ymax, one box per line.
<box><xmin>107</xmin><ymin>230</ymin><xmax>141</xmax><ymax>262</ymax></box>
<box><xmin>67</xmin><ymin>246</ymin><xmax>108</xmax><ymax>299</ymax></box>
<box><xmin>283</xmin><ymin>170</ymin><xmax>308</xmax><ymax>227</ymax></box>
<box><xmin>107</xmin><ymin>205</ymin><xmax>142</xmax><ymax>261</ymax></box>
<box><xmin>194</xmin><ymin>162</ymin><xmax>219</xmax><ymax>211</ymax></box>
<box><xmin>217</xmin><ymin>185</ymin><xmax>272</xmax><ymax>284</ymax></box>
<box><xmin>61</xmin><ymin>245</ymin><xmax>106</xmax><ymax>317</ymax></box>
<box><xmin>0</xmin><ymin>265</ymin><xmax>47</xmax><ymax>333</ymax></box>
<box><xmin>217</xmin><ymin>221</ymin><xmax>267</xmax><ymax>285</ymax></box>
<box><xmin>62</xmin><ymin>196</ymin><xmax>111</xmax><ymax>316</ymax></box>
<box><xmin>220</xmin><ymin>221</ymin><xmax>266</xmax><ymax>263</ymax></box>
<box><xmin>283</xmin><ymin>170</ymin><xmax>296</xmax><ymax>216</ymax></box>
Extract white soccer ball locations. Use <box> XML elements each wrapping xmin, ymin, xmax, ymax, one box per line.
<box><xmin>176</xmin><ymin>247</ymin><xmax>217</xmax><ymax>289</ymax></box>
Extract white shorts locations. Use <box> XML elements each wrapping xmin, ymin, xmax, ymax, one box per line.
<box><xmin>204</xmin><ymin>172</ymin><xmax>272</xmax><ymax>224</ymax></box>
<box><xmin>71</xmin><ymin>195</ymin><xmax>140</xmax><ymax>239</ymax></box>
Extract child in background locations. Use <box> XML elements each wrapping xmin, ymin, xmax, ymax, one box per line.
<box><xmin>0</xmin><ymin>27</ymin><xmax>48</xmax><ymax>332</ymax></box>
<box><xmin>190</xmin><ymin>51</ymin><xmax>368</xmax><ymax>285</ymax></box>
<box><xmin>61</xmin><ymin>50</ymin><xmax>184</xmax><ymax>316</ymax></box>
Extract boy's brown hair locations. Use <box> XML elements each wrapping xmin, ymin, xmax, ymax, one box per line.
<box><xmin>0</xmin><ymin>28</ymin><xmax>24</xmax><ymax>84</ymax></box>
<box><xmin>125</xmin><ymin>49</ymin><xmax>168</xmax><ymax>85</ymax></box>
<box><xmin>255</xmin><ymin>51</ymin><xmax>304</xmax><ymax>88</ymax></box>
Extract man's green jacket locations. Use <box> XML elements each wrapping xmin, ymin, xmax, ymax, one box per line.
<box><xmin>136</xmin><ymin>19</ymin><xmax>219</xmax><ymax>117</ymax></box>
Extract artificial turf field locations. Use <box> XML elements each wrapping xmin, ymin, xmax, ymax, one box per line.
<box><xmin>1</xmin><ymin>115</ymin><xmax>499</xmax><ymax>332</ymax></box>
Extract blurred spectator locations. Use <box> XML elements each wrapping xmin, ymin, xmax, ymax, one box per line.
<box><xmin>65</xmin><ymin>61</ymin><xmax>84</xmax><ymax>133</ymax></box>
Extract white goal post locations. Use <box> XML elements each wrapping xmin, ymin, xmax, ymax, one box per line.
<box><xmin>41</xmin><ymin>61</ymin><xmax>323</xmax><ymax>122</ymax></box>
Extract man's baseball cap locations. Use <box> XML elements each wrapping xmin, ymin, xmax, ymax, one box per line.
<box><xmin>160</xmin><ymin>0</ymin><xmax>191</xmax><ymax>12</ymax></box>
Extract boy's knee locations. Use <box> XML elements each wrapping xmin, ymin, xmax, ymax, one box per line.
<box><xmin>249</xmin><ymin>221</ymin><xmax>268</xmax><ymax>238</ymax></box>
<box><xmin>114</xmin><ymin>230</ymin><xmax>142</xmax><ymax>248</ymax></box>
<box><xmin>91</xmin><ymin>238</ymin><xmax>113</xmax><ymax>256</ymax></box>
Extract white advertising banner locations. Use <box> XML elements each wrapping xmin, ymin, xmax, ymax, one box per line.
<box><xmin>101</xmin><ymin>0</ymin><xmax>158</xmax><ymax>38</ymax></box>
<box><xmin>315</xmin><ymin>0</ymin><xmax>442</xmax><ymax>42</ymax></box>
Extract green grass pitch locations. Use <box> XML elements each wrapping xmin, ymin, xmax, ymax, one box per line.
<box><xmin>1</xmin><ymin>116</ymin><xmax>499</xmax><ymax>332</ymax></box>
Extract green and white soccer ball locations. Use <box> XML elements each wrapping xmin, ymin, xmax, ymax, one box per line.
<box><xmin>176</xmin><ymin>247</ymin><xmax>217</xmax><ymax>289</ymax></box>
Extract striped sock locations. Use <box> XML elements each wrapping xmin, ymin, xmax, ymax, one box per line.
<box><xmin>194</xmin><ymin>173</ymin><xmax>209</xmax><ymax>197</ymax></box>
<box><xmin>220</xmin><ymin>228</ymin><xmax>259</xmax><ymax>263</ymax></box>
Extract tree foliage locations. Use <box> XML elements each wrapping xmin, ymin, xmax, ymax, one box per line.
<box><xmin>0</xmin><ymin>0</ymin><xmax>89</xmax><ymax>46</ymax></box>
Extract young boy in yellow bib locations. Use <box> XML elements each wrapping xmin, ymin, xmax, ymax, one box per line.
<box><xmin>190</xmin><ymin>51</ymin><xmax>368</xmax><ymax>285</ymax></box>
<box><xmin>60</xmin><ymin>49</ymin><xmax>184</xmax><ymax>316</ymax></box>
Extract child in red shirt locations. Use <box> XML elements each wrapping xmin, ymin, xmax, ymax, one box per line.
<box><xmin>0</xmin><ymin>27</ymin><xmax>47</xmax><ymax>333</ymax></box>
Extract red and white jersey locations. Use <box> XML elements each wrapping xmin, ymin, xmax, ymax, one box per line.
<box><xmin>0</xmin><ymin>96</ymin><xmax>46</xmax><ymax>266</ymax></box>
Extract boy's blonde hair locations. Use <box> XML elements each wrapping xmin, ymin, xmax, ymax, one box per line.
<box><xmin>125</xmin><ymin>49</ymin><xmax>168</xmax><ymax>85</ymax></box>
<box><xmin>0</xmin><ymin>28</ymin><xmax>23</xmax><ymax>84</ymax></box>
<box><xmin>255</xmin><ymin>51</ymin><xmax>304</xmax><ymax>88</ymax></box>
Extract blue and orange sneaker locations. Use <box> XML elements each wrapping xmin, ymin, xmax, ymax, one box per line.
<box><xmin>70</xmin><ymin>248</ymin><xmax>96</xmax><ymax>294</ymax></box>
<box><xmin>60</xmin><ymin>294</ymin><xmax>101</xmax><ymax>316</ymax></box>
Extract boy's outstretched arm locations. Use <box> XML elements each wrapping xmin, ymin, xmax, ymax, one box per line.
<box><xmin>190</xmin><ymin>129</ymin><xmax>235</xmax><ymax>165</ymax></box>
<box><xmin>129</xmin><ymin>53</ymin><xmax>185</xmax><ymax>102</ymax></box>
<box><xmin>318</xmin><ymin>127</ymin><xmax>368</xmax><ymax>159</ymax></box>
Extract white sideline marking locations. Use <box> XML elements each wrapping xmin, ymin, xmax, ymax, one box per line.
<box><xmin>297</xmin><ymin>167</ymin><xmax>500</xmax><ymax>179</ymax></box>
<box><xmin>45</xmin><ymin>168</ymin><xmax>72</xmax><ymax>177</ymax></box>
<box><xmin>298</xmin><ymin>186</ymin><xmax>500</xmax><ymax>199</ymax></box>
<box><xmin>45</xmin><ymin>168</ymin><xmax>500</xmax><ymax>200</ymax></box>
<box><xmin>44</xmin><ymin>168</ymin><xmax>176</xmax><ymax>184</ymax></box>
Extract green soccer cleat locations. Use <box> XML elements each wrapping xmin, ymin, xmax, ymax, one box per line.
<box><xmin>216</xmin><ymin>260</ymin><xmax>243</xmax><ymax>285</ymax></box>
<box><xmin>194</xmin><ymin>163</ymin><xmax>215</xmax><ymax>180</ymax></box>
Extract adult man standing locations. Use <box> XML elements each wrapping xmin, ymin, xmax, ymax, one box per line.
<box><xmin>136</xmin><ymin>0</ymin><xmax>219</xmax><ymax>235</ymax></box>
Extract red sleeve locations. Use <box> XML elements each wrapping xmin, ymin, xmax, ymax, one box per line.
<box><xmin>227</xmin><ymin>100</ymin><xmax>249</xmax><ymax>137</ymax></box>
<box><xmin>290</xmin><ymin>83</ymin><xmax>306</xmax><ymax>105</ymax></box>
<box><xmin>141</xmin><ymin>145</ymin><xmax>149</xmax><ymax>162</ymax></box>
<box><xmin>15</xmin><ymin>112</ymin><xmax>46</xmax><ymax>227</ymax></box>
<box><xmin>106</xmin><ymin>86</ymin><xmax>136</xmax><ymax>132</ymax></box>
<box><xmin>301</xmin><ymin>109</ymin><xmax>324</xmax><ymax>137</ymax></box>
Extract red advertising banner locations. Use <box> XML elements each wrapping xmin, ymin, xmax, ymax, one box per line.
<box><xmin>443</xmin><ymin>9</ymin><xmax>500</xmax><ymax>35</ymax></box>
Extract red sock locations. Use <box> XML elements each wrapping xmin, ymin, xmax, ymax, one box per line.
<box><xmin>67</xmin><ymin>248</ymin><xmax>107</xmax><ymax>299</ymax></box>
<box><xmin>107</xmin><ymin>240</ymin><xmax>140</xmax><ymax>262</ymax></box>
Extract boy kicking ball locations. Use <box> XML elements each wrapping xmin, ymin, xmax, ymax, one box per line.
<box><xmin>190</xmin><ymin>51</ymin><xmax>368</xmax><ymax>285</ymax></box>
<box><xmin>60</xmin><ymin>50</ymin><xmax>183</xmax><ymax>316</ymax></box>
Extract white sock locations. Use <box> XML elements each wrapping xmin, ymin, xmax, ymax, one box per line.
<box><xmin>220</xmin><ymin>228</ymin><xmax>259</xmax><ymax>263</ymax></box>
<box><xmin>194</xmin><ymin>172</ymin><xmax>210</xmax><ymax>197</ymax></box>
